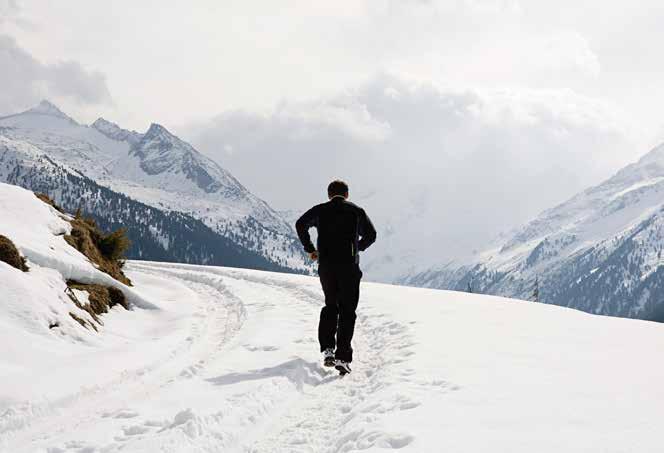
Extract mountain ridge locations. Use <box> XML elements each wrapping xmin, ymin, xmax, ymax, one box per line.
<box><xmin>0</xmin><ymin>101</ymin><xmax>310</xmax><ymax>273</ymax></box>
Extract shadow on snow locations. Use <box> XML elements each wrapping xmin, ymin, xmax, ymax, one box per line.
<box><xmin>206</xmin><ymin>358</ymin><xmax>337</xmax><ymax>390</ymax></box>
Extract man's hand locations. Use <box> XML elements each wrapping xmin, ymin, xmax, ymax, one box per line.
<box><xmin>308</xmin><ymin>251</ymin><xmax>319</xmax><ymax>261</ymax></box>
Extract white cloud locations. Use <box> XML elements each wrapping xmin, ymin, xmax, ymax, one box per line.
<box><xmin>273</xmin><ymin>98</ymin><xmax>391</xmax><ymax>142</ymax></box>
<box><xmin>0</xmin><ymin>34</ymin><xmax>111</xmax><ymax>116</ymax></box>
<box><xmin>0</xmin><ymin>0</ymin><xmax>19</xmax><ymax>24</ymax></box>
<box><xmin>188</xmin><ymin>74</ymin><xmax>637</xmax><ymax>280</ymax></box>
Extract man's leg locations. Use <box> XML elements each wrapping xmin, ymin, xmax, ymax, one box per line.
<box><xmin>318</xmin><ymin>264</ymin><xmax>339</xmax><ymax>352</ymax></box>
<box><xmin>335</xmin><ymin>264</ymin><xmax>362</xmax><ymax>363</ymax></box>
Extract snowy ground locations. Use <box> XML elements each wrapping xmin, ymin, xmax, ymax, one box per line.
<box><xmin>2</xmin><ymin>258</ymin><xmax>664</xmax><ymax>452</ymax></box>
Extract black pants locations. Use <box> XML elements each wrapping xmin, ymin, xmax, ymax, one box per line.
<box><xmin>318</xmin><ymin>261</ymin><xmax>363</xmax><ymax>362</ymax></box>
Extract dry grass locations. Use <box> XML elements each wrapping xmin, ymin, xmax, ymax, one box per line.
<box><xmin>64</xmin><ymin>218</ymin><xmax>132</xmax><ymax>286</ymax></box>
<box><xmin>98</xmin><ymin>228</ymin><xmax>131</xmax><ymax>261</ymax></box>
<box><xmin>33</xmin><ymin>192</ymin><xmax>132</xmax><ymax>285</ymax></box>
<box><xmin>0</xmin><ymin>235</ymin><xmax>29</xmax><ymax>272</ymax></box>
<box><xmin>69</xmin><ymin>312</ymin><xmax>95</xmax><ymax>331</ymax></box>
<box><xmin>67</xmin><ymin>280</ymin><xmax>129</xmax><ymax>330</ymax></box>
<box><xmin>30</xmin><ymin>193</ymin><xmax>133</xmax><ymax>332</ymax></box>
<box><xmin>35</xmin><ymin>193</ymin><xmax>64</xmax><ymax>213</ymax></box>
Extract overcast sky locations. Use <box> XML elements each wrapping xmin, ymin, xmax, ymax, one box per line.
<box><xmin>2</xmin><ymin>0</ymin><xmax>664</xmax><ymax>277</ymax></box>
<box><xmin>2</xmin><ymin>0</ymin><xmax>663</xmax><ymax>140</ymax></box>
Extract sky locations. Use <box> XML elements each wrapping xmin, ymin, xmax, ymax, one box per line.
<box><xmin>2</xmin><ymin>0</ymin><xmax>664</xmax><ymax>277</ymax></box>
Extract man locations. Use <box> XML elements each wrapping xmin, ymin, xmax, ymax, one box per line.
<box><xmin>295</xmin><ymin>180</ymin><xmax>377</xmax><ymax>375</ymax></box>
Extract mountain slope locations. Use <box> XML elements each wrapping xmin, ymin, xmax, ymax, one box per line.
<box><xmin>0</xmin><ymin>137</ymin><xmax>296</xmax><ymax>272</ymax></box>
<box><xmin>0</xmin><ymin>101</ymin><xmax>308</xmax><ymax>272</ymax></box>
<box><xmin>404</xmin><ymin>142</ymin><xmax>664</xmax><ymax>321</ymax></box>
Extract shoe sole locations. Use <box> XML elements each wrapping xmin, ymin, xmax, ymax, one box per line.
<box><xmin>335</xmin><ymin>364</ymin><xmax>351</xmax><ymax>376</ymax></box>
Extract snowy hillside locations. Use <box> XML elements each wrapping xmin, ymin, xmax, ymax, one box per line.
<box><xmin>1</xmin><ymin>182</ymin><xmax>663</xmax><ymax>452</ymax></box>
<box><xmin>0</xmin><ymin>139</ymin><xmax>295</xmax><ymax>272</ymax></box>
<box><xmin>404</xmin><ymin>142</ymin><xmax>664</xmax><ymax>320</ymax></box>
<box><xmin>0</xmin><ymin>182</ymin><xmax>153</xmax><ymax>362</ymax></box>
<box><xmin>0</xmin><ymin>101</ymin><xmax>309</xmax><ymax>272</ymax></box>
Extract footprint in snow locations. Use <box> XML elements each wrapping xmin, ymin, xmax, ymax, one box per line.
<box><xmin>101</xmin><ymin>408</ymin><xmax>139</xmax><ymax>419</ymax></box>
<box><xmin>243</xmin><ymin>344</ymin><xmax>279</xmax><ymax>352</ymax></box>
<box><xmin>122</xmin><ymin>424</ymin><xmax>151</xmax><ymax>436</ymax></box>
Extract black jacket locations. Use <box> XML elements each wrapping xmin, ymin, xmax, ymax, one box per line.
<box><xmin>296</xmin><ymin>196</ymin><xmax>377</xmax><ymax>265</ymax></box>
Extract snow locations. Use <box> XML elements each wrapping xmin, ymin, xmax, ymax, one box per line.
<box><xmin>0</xmin><ymin>183</ymin><xmax>153</xmax><ymax>310</ymax></box>
<box><xmin>2</xmin><ymin>248</ymin><xmax>663</xmax><ymax>451</ymax></box>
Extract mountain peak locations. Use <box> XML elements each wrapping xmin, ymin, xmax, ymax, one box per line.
<box><xmin>92</xmin><ymin>117</ymin><xmax>142</xmax><ymax>145</ymax></box>
<box><xmin>637</xmin><ymin>142</ymin><xmax>664</xmax><ymax>166</ymax></box>
<box><xmin>92</xmin><ymin>117</ymin><xmax>115</xmax><ymax>128</ymax></box>
<box><xmin>27</xmin><ymin>100</ymin><xmax>72</xmax><ymax>120</ymax></box>
<box><xmin>145</xmin><ymin>123</ymin><xmax>172</xmax><ymax>138</ymax></box>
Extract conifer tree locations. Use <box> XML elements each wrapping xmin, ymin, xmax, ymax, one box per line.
<box><xmin>532</xmin><ymin>276</ymin><xmax>540</xmax><ymax>302</ymax></box>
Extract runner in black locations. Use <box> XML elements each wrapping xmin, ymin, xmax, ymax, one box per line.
<box><xmin>295</xmin><ymin>180</ymin><xmax>377</xmax><ymax>375</ymax></box>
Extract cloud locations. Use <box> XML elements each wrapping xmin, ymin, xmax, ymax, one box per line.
<box><xmin>188</xmin><ymin>74</ymin><xmax>636</xmax><ymax>280</ymax></box>
<box><xmin>0</xmin><ymin>34</ymin><xmax>111</xmax><ymax>116</ymax></box>
<box><xmin>0</xmin><ymin>0</ymin><xmax>20</xmax><ymax>24</ymax></box>
<box><xmin>270</xmin><ymin>98</ymin><xmax>391</xmax><ymax>142</ymax></box>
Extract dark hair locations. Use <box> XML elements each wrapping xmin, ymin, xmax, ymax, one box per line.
<box><xmin>328</xmin><ymin>180</ymin><xmax>349</xmax><ymax>198</ymax></box>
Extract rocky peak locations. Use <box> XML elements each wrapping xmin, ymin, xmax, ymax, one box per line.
<box><xmin>92</xmin><ymin>118</ymin><xmax>142</xmax><ymax>145</ymax></box>
<box><xmin>144</xmin><ymin>123</ymin><xmax>173</xmax><ymax>140</ymax></box>
<box><xmin>26</xmin><ymin>100</ymin><xmax>76</xmax><ymax>123</ymax></box>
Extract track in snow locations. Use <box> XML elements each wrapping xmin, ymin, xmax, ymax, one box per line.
<box><xmin>2</xmin><ymin>262</ymin><xmax>428</xmax><ymax>453</ymax></box>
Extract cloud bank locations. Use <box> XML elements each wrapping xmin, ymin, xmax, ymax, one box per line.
<box><xmin>189</xmin><ymin>74</ymin><xmax>635</xmax><ymax>280</ymax></box>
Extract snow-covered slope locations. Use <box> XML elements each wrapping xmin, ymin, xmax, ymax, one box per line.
<box><xmin>0</xmin><ymin>101</ymin><xmax>308</xmax><ymax>272</ymax></box>
<box><xmin>404</xmin><ymin>142</ymin><xmax>664</xmax><ymax>320</ymax></box>
<box><xmin>1</xmin><ymin>257</ymin><xmax>663</xmax><ymax>452</ymax></box>
<box><xmin>0</xmin><ymin>182</ymin><xmax>154</xmax><ymax>374</ymax></box>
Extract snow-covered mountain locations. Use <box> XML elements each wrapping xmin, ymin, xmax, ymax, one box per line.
<box><xmin>2</xmin><ymin>183</ymin><xmax>663</xmax><ymax>452</ymax></box>
<box><xmin>403</xmin><ymin>142</ymin><xmax>664</xmax><ymax>321</ymax></box>
<box><xmin>0</xmin><ymin>101</ymin><xmax>309</xmax><ymax>272</ymax></box>
<box><xmin>0</xmin><ymin>136</ymin><xmax>297</xmax><ymax>272</ymax></box>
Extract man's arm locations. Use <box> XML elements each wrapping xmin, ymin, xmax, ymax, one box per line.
<box><xmin>357</xmin><ymin>208</ymin><xmax>377</xmax><ymax>251</ymax></box>
<box><xmin>295</xmin><ymin>206</ymin><xmax>319</xmax><ymax>254</ymax></box>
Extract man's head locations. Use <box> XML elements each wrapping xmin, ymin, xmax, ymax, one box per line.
<box><xmin>328</xmin><ymin>180</ymin><xmax>349</xmax><ymax>199</ymax></box>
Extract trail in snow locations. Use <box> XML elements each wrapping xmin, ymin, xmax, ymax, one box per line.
<box><xmin>1</xmin><ymin>262</ymin><xmax>429</xmax><ymax>453</ymax></box>
<box><xmin>127</xmin><ymin>263</ymin><xmax>427</xmax><ymax>453</ymax></box>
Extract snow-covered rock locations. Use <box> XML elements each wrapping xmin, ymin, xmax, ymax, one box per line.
<box><xmin>92</xmin><ymin>117</ymin><xmax>142</xmax><ymax>145</ymax></box>
<box><xmin>23</xmin><ymin>100</ymin><xmax>77</xmax><ymax>124</ymax></box>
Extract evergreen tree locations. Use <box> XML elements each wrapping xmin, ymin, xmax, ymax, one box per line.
<box><xmin>532</xmin><ymin>276</ymin><xmax>540</xmax><ymax>302</ymax></box>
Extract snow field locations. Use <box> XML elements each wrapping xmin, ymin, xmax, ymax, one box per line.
<box><xmin>3</xmin><ymin>258</ymin><xmax>664</xmax><ymax>452</ymax></box>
